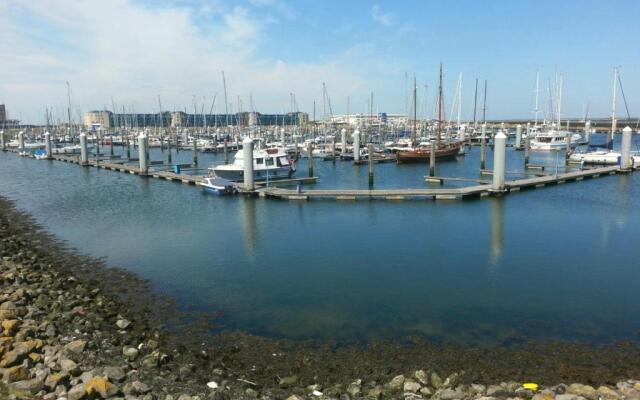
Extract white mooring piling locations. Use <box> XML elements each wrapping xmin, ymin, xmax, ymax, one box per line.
<box><xmin>44</xmin><ymin>132</ymin><xmax>52</xmax><ymax>159</ymax></box>
<box><xmin>0</xmin><ymin>130</ymin><xmax>5</xmax><ymax>151</ymax></box>
<box><xmin>80</xmin><ymin>133</ymin><xmax>88</xmax><ymax>165</ymax></box>
<box><xmin>621</xmin><ymin>126</ymin><xmax>632</xmax><ymax>170</ymax></box>
<box><xmin>515</xmin><ymin>124</ymin><xmax>522</xmax><ymax>149</ymax></box>
<box><xmin>341</xmin><ymin>129</ymin><xmax>347</xmax><ymax>156</ymax></box>
<box><xmin>480</xmin><ymin>123</ymin><xmax>487</xmax><ymax>170</ymax></box>
<box><xmin>243</xmin><ymin>137</ymin><xmax>254</xmax><ymax>191</ymax></box>
<box><xmin>492</xmin><ymin>130</ymin><xmax>507</xmax><ymax>192</ymax></box>
<box><xmin>353</xmin><ymin>129</ymin><xmax>360</xmax><ymax>163</ymax></box>
<box><xmin>138</xmin><ymin>132</ymin><xmax>149</xmax><ymax>175</ymax></box>
<box><xmin>18</xmin><ymin>131</ymin><xmax>25</xmax><ymax>152</ymax></box>
<box><xmin>585</xmin><ymin>120</ymin><xmax>591</xmax><ymax>143</ymax></box>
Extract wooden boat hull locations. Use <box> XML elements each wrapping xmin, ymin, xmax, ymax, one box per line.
<box><xmin>395</xmin><ymin>144</ymin><xmax>461</xmax><ymax>163</ymax></box>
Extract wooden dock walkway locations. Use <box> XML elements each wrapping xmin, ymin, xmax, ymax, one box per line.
<box><xmin>261</xmin><ymin>165</ymin><xmax>622</xmax><ymax>201</ymax></box>
<box><xmin>4</xmin><ymin>149</ymin><xmax>628</xmax><ymax>203</ymax></box>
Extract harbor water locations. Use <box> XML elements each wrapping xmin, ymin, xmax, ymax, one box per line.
<box><xmin>1</xmin><ymin>135</ymin><xmax>639</xmax><ymax>345</ymax></box>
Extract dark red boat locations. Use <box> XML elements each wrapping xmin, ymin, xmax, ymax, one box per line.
<box><xmin>395</xmin><ymin>142</ymin><xmax>462</xmax><ymax>163</ymax></box>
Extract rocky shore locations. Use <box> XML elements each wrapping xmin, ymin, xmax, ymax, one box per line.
<box><xmin>1</xmin><ymin>195</ymin><xmax>640</xmax><ymax>400</ymax></box>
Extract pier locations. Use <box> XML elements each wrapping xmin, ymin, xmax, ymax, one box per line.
<box><xmin>2</xmin><ymin>147</ymin><xmax>632</xmax><ymax>203</ymax></box>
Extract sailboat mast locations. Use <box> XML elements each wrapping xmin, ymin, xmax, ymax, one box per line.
<box><xmin>413</xmin><ymin>76</ymin><xmax>417</xmax><ymax>144</ymax></box>
<box><xmin>222</xmin><ymin>71</ymin><xmax>229</xmax><ymax>129</ymax></box>
<box><xmin>557</xmin><ymin>74</ymin><xmax>563</xmax><ymax>128</ymax></box>
<box><xmin>482</xmin><ymin>80</ymin><xmax>487</xmax><ymax>124</ymax></box>
<box><xmin>611</xmin><ymin>67</ymin><xmax>618</xmax><ymax>139</ymax></box>
<box><xmin>534</xmin><ymin>69</ymin><xmax>540</xmax><ymax>127</ymax></box>
<box><xmin>438</xmin><ymin>63</ymin><xmax>443</xmax><ymax>144</ymax></box>
<box><xmin>472</xmin><ymin>78</ymin><xmax>478</xmax><ymax>129</ymax></box>
<box><xmin>66</xmin><ymin>81</ymin><xmax>73</xmax><ymax>137</ymax></box>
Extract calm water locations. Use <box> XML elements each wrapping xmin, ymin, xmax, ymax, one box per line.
<box><xmin>1</xmin><ymin>135</ymin><xmax>639</xmax><ymax>344</ymax></box>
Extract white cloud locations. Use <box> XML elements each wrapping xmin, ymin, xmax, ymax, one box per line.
<box><xmin>371</xmin><ymin>5</ymin><xmax>394</xmax><ymax>26</ymax></box>
<box><xmin>0</xmin><ymin>0</ymin><xmax>374</xmax><ymax>122</ymax></box>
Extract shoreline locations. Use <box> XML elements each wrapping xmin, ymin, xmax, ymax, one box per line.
<box><xmin>1</xmin><ymin>195</ymin><xmax>640</xmax><ymax>399</ymax></box>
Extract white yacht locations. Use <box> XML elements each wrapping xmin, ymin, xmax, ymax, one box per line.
<box><xmin>530</xmin><ymin>129</ymin><xmax>584</xmax><ymax>151</ymax></box>
<box><xmin>569</xmin><ymin>150</ymin><xmax>640</xmax><ymax>166</ymax></box>
<box><xmin>211</xmin><ymin>147</ymin><xmax>295</xmax><ymax>181</ymax></box>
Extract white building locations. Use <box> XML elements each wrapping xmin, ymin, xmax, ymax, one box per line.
<box><xmin>328</xmin><ymin>113</ymin><xmax>408</xmax><ymax>127</ymax></box>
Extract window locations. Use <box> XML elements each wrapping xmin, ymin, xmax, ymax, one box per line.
<box><xmin>256</xmin><ymin>158</ymin><xmax>264</xmax><ymax>165</ymax></box>
<box><xmin>266</xmin><ymin>157</ymin><xmax>274</xmax><ymax>166</ymax></box>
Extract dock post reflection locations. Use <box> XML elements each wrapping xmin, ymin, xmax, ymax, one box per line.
<box><xmin>490</xmin><ymin>198</ymin><xmax>504</xmax><ymax>267</ymax></box>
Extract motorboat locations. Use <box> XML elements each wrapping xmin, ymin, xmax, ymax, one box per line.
<box><xmin>569</xmin><ymin>150</ymin><xmax>640</xmax><ymax>166</ymax></box>
<box><xmin>200</xmin><ymin>176</ymin><xmax>237</xmax><ymax>195</ymax></box>
<box><xmin>530</xmin><ymin>129</ymin><xmax>584</xmax><ymax>151</ymax></box>
<box><xmin>211</xmin><ymin>147</ymin><xmax>295</xmax><ymax>181</ymax></box>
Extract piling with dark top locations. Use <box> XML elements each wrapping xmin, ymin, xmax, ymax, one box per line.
<box><xmin>192</xmin><ymin>137</ymin><xmax>198</xmax><ymax>166</ymax></box>
<box><xmin>45</xmin><ymin>132</ymin><xmax>52</xmax><ymax>159</ymax></box>
<box><xmin>80</xmin><ymin>133</ymin><xmax>88</xmax><ymax>165</ymax></box>
<box><xmin>480</xmin><ymin>123</ymin><xmax>486</xmax><ymax>170</ymax></box>
<box><xmin>367</xmin><ymin>143</ymin><xmax>374</xmax><ymax>186</ymax></box>
<box><xmin>429</xmin><ymin>138</ymin><xmax>436</xmax><ymax>177</ymax></box>
<box><xmin>166</xmin><ymin>136</ymin><xmax>171</xmax><ymax>164</ymax></box>
<box><xmin>524</xmin><ymin>134</ymin><xmax>530</xmax><ymax>166</ymax></box>
<box><xmin>126</xmin><ymin>137</ymin><xmax>131</xmax><ymax>160</ymax></box>
<box><xmin>110</xmin><ymin>136</ymin><xmax>114</xmax><ymax>157</ymax></box>
<box><xmin>223</xmin><ymin>139</ymin><xmax>229</xmax><ymax>165</ymax></box>
<box><xmin>307</xmin><ymin>141</ymin><xmax>314</xmax><ymax>177</ymax></box>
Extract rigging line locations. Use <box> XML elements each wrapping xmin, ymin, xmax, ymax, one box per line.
<box><xmin>616</xmin><ymin>74</ymin><xmax>632</xmax><ymax>121</ymax></box>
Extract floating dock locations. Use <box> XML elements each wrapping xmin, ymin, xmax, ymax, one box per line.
<box><xmin>4</xmin><ymin>150</ymin><xmax>630</xmax><ymax>203</ymax></box>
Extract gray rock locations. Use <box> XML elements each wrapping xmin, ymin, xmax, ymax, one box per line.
<box><xmin>404</xmin><ymin>394</ymin><xmax>423</xmax><ymax>400</ymax></box>
<box><xmin>388</xmin><ymin>375</ymin><xmax>405</xmax><ymax>391</ymax></box>
<box><xmin>9</xmin><ymin>378</ymin><xmax>44</xmax><ymax>395</ymax></box>
<box><xmin>442</xmin><ymin>372</ymin><xmax>459</xmax><ymax>388</ymax></box>
<box><xmin>414</xmin><ymin>370</ymin><xmax>430</xmax><ymax>386</ymax></box>
<box><xmin>487</xmin><ymin>385</ymin><xmax>508</xmax><ymax>397</ymax></box>
<box><xmin>279</xmin><ymin>375</ymin><xmax>298</xmax><ymax>388</ymax></box>
<box><xmin>347</xmin><ymin>379</ymin><xmax>362</xmax><ymax>397</ymax></box>
<box><xmin>123</xmin><ymin>381</ymin><xmax>151</xmax><ymax>395</ymax></box>
<box><xmin>64</xmin><ymin>340</ymin><xmax>87</xmax><ymax>355</ymax></box>
<box><xmin>116</xmin><ymin>319</ymin><xmax>131</xmax><ymax>329</ymax></box>
<box><xmin>437</xmin><ymin>388</ymin><xmax>465</xmax><ymax>400</ymax></box>
<box><xmin>123</xmin><ymin>347</ymin><xmax>139</xmax><ymax>361</ymax></box>
<box><xmin>60</xmin><ymin>358</ymin><xmax>79</xmax><ymax>375</ymax></box>
<box><xmin>104</xmin><ymin>366</ymin><xmax>127</xmax><ymax>382</ymax></box>
<box><xmin>367</xmin><ymin>385</ymin><xmax>383</xmax><ymax>399</ymax></box>
<box><xmin>177</xmin><ymin>395</ymin><xmax>193</xmax><ymax>400</ymax></box>
<box><xmin>403</xmin><ymin>379</ymin><xmax>421</xmax><ymax>393</ymax></box>
<box><xmin>430</xmin><ymin>372</ymin><xmax>443</xmax><ymax>389</ymax></box>
<box><xmin>555</xmin><ymin>395</ymin><xmax>587</xmax><ymax>400</ymax></box>
<box><xmin>471</xmin><ymin>384</ymin><xmax>486</xmax><ymax>394</ymax></box>
<box><xmin>567</xmin><ymin>384</ymin><xmax>597</xmax><ymax>400</ymax></box>
<box><xmin>419</xmin><ymin>387</ymin><xmax>433</xmax><ymax>396</ymax></box>
<box><xmin>286</xmin><ymin>396</ymin><xmax>303</xmax><ymax>400</ymax></box>
<box><xmin>596</xmin><ymin>386</ymin><xmax>620</xmax><ymax>400</ymax></box>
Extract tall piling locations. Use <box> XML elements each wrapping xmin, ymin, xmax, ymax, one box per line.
<box><xmin>429</xmin><ymin>138</ymin><xmax>436</xmax><ymax>177</ymax></box>
<box><xmin>524</xmin><ymin>134</ymin><xmax>530</xmax><ymax>167</ymax></box>
<box><xmin>367</xmin><ymin>143</ymin><xmax>374</xmax><ymax>186</ymax></box>
<box><xmin>0</xmin><ymin>130</ymin><xmax>5</xmax><ymax>151</ymax></box>
<box><xmin>515</xmin><ymin>124</ymin><xmax>522</xmax><ymax>150</ymax></box>
<box><xmin>110</xmin><ymin>136</ymin><xmax>114</xmax><ymax>157</ymax></box>
<box><xmin>138</xmin><ymin>132</ymin><xmax>149</xmax><ymax>175</ymax></box>
<box><xmin>18</xmin><ymin>131</ymin><xmax>25</xmax><ymax>152</ymax></box>
<box><xmin>353</xmin><ymin>129</ymin><xmax>360</xmax><ymax>163</ymax></box>
<box><xmin>44</xmin><ymin>132</ymin><xmax>52</xmax><ymax>159</ymax></box>
<box><xmin>166</xmin><ymin>136</ymin><xmax>171</xmax><ymax>164</ymax></box>
<box><xmin>307</xmin><ymin>141</ymin><xmax>314</xmax><ymax>177</ymax></box>
<box><xmin>243</xmin><ymin>137</ymin><xmax>254</xmax><ymax>191</ymax></box>
<box><xmin>80</xmin><ymin>133</ymin><xmax>88</xmax><ymax>165</ymax></box>
<box><xmin>332</xmin><ymin>134</ymin><xmax>337</xmax><ymax>163</ymax></box>
<box><xmin>492</xmin><ymin>130</ymin><xmax>507</xmax><ymax>192</ymax></box>
<box><xmin>223</xmin><ymin>139</ymin><xmax>229</xmax><ymax>165</ymax></box>
<box><xmin>620</xmin><ymin>126</ymin><xmax>632</xmax><ymax>171</ymax></box>
<box><xmin>341</xmin><ymin>128</ymin><xmax>347</xmax><ymax>157</ymax></box>
<box><xmin>192</xmin><ymin>137</ymin><xmax>198</xmax><ymax>166</ymax></box>
<box><xmin>480</xmin><ymin>123</ymin><xmax>487</xmax><ymax>170</ymax></box>
<box><xmin>585</xmin><ymin>120</ymin><xmax>591</xmax><ymax>143</ymax></box>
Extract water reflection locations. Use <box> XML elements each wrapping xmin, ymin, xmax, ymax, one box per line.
<box><xmin>241</xmin><ymin>198</ymin><xmax>258</xmax><ymax>259</ymax></box>
<box><xmin>489</xmin><ymin>198</ymin><xmax>504</xmax><ymax>268</ymax></box>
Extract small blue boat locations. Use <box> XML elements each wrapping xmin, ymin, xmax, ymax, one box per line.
<box><xmin>201</xmin><ymin>176</ymin><xmax>237</xmax><ymax>196</ymax></box>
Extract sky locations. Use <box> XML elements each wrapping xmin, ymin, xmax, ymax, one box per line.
<box><xmin>1</xmin><ymin>0</ymin><xmax>639</xmax><ymax>124</ymax></box>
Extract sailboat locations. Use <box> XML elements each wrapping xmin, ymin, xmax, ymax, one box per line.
<box><xmin>396</xmin><ymin>65</ymin><xmax>462</xmax><ymax>163</ymax></box>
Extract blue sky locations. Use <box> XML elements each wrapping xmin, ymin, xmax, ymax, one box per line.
<box><xmin>1</xmin><ymin>0</ymin><xmax>639</xmax><ymax>123</ymax></box>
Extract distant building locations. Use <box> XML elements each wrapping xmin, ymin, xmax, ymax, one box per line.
<box><xmin>83</xmin><ymin>110</ymin><xmax>309</xmax><ymax>129</ymax></box>
<box><xmin>329</xmin><ymin>113</ymin><xmax>408</xmax><ymax>127</ymax></box>
<box><xmin>0</xmin><ymin>104</ymin><xmax>6</xmax><ymax>123</ymax></box>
